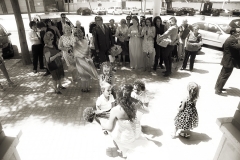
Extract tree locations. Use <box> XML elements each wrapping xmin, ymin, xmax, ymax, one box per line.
<box><xmin>10</xmin><ymin>0</ymin><xmax>32</xmax><ymax>65</ymax></box>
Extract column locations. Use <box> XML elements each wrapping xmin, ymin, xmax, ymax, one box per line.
<box><xmin>153</xmin><ymin>0</ymin><xmax>161</xmax><ymax>18</ymax></box>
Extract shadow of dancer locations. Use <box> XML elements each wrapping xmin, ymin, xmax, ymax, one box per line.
<box><xmin>178</xmin><ymin>131</ymin><xmax>212</xmax><ymax>145</ymax></box>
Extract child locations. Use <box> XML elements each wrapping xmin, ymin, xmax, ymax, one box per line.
<box><xmin>172</xmin><ymin>82</ymin><xmax>200</xmax><ymax>138</ymax></box>
<box><xmin>131</xmin><ymin>80</ymin><xmax>150</xmax><ymax>121</ymax></box>
<box><xmin>99</xmin><ymin>62</ymin><xmax>116</xmax><ymax>98</ymax></box>
<box><xmin>96</xmin><ymin>82</ymin><xmax>116</xmax><ymax>135</ymax></box>
<box><xmin>96</xmin><ymin>82</ymin><xmax>115</xmax><ymax>113</ymax></box>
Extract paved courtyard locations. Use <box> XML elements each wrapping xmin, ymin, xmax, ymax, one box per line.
<box><xmin>0</xmin><ymin>46</ymin><xmax>240</xmax><ymax>160</ymax></box>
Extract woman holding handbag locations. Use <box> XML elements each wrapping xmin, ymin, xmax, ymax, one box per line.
<box><xmin>180</xmin><ymin>25</ymin><xmax>203</xmax><ymax>71</ymax></box>
<box><xmin>43</xmin><ymin>31</ymin><xmax>65</xmax><ymax>94</ymax></box>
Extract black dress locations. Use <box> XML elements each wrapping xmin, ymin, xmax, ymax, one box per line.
<box><xmin>43</xmin><ymin>46</ymin><xmax>64</xmax><ymax>81</ymax></box>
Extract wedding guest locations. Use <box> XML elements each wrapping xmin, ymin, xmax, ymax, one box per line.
<box><xmin>178</xmin><ymin>19</ymin><xmax>193</xmax><ymax>60</ymax></box>
<box><xmin>73</xmin><ymin>28</ymin><xmax>99</xmax><ymax>92</ymax></box>
<box><xmin>140</xmin><ymin>19</ymin><xmax>146</xmax><ymax>28</ymax></box>
<box><xmin>172</xmin><ymin>82</ymin><xmax>200</xmax><ymax>138</ymax></box>
<box><xmin>94</xmin><ymin>16</ymin><xmax>114</xmax><ymax>63</ymax></box>
<box><xmin>131</xmin><ymin>80</ymin><xmax>150</xmax><ymax>121</ymax></box>
<box><xmin>128</xmin><ymin>16</ymin><xmax>144</xmax><ymax>70</ymax></box>
<box><xmin>215</xmin><ymin>27</ymin><xmax>240</xmax><ymax>95</ymax></box>
<box><xmin>57</xmin><ymin>13</ymin><xmax>71</xmax><ymax>36</ymax></box>
<box><xmin>101</xmin><ymin>84</ymin><xmax>160</xmax><ymax>159</ymax></box>
<box><xmin>99</xmin><ymin>62</ymin><xmax>116</xmax><ymax>98</ymax></box>
<box><xmin>75</xmin><ymin>20</ymin><xmax>85</xmax><ymax>37</ymax></box>
<box><xmin>180</xmin><ymin>25</ymin><xmax>203</xmax><ymax>71</ymax></box>
<box><xmin>109</xmin><ymin>19</ymin><xmax>117</xmax><ymax>44</ymax></box>
<box><xmin>58</xmin><ymin>25</ymin><xmax>77</xmax><ymax>82</ymax></box>
<box><xmin>141</xmin><ymin>18</ymin><xmax>156</xmax><ymax>72</ymax></box>
<box><xmin>153</xmin><ymin>16</ymin><xmax>167</xmax><ymax>71</ymax></box>
<box><xmin>43</xmin><ymin>31</ymin><xmax>65</xmax><ymax>94</ymax></box>
<box><xmin>45</xmin><ymin>19</ymin><xmax>61</xmax><ymax>40</ymax></box>
<box><xmin>157</xmin><ymin>17</ymin><xmax>179</xmax><ymax>77</ymax></box>
<box><xmin>29</xmin><ymin>21</ymin><xmax>44</xmax><ymax>74</ymax></box>
<box><xmin>115</xmin><ymin>19</ymin><xmax>129</xmax><ymax>66</ymax></box>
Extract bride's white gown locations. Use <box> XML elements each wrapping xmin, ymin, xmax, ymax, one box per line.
<box><xmin>110</xmin><ymin>119</ymin><xmax>160</xmax><ymax>160</ymax></box>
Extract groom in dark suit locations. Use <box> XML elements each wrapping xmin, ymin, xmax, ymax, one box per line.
<box><xmin>93</xmin><ymin>16</ymin><xmax>114</xmax><ymax>63</ymax></box>
<box><xmin>56</xmin><ymin>13</ymin><xmax>71</xmax><ymax>36</ymax></box>
<box><xmin>215</xmin><ymin>27</ymin><xmax>240</xmax><ymax>95</ymax></box>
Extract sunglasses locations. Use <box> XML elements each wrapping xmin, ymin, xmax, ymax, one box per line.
<box><xmin>127</xmin><ymin>19</ymin><xmax>131</xmax><ymax>20</ymax></box>
<box><xmin>61</xmin><ymin>17</ymin><xmax>66</xmax><ymax>18</ymax></box>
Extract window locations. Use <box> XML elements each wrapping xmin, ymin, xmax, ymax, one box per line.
<box><xmin>208</xmin><ymin>24</ymin><xmax>220</xmax><ymax>33</ymax></box>
<box><xmin>193</xmin><ymin>22</ymin><xmax>205</xmax><ymax>30</ymax></box>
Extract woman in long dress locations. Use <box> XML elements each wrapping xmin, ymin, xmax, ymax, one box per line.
<box><xmin>128</xmin><ymin>16</ymin><xmax>144</xmax><ymax>69</ymax></box>
<box><xmin>58</xmin><ymin>25</ymin><xmax>78</xmax><ymax>82</ymax></box>
<box><xmin>101</xmin><ymin>84</ymin><xmax>160</xmax><ymax>159</ymax></box>
<box><xmin>141</xmin><ymin>18</ymin><xmax>156</xmax><ymax>72</ymax></box>
<box><xmin>73</xmin><ymin>28</ymin><xmax>98</xmax><ymax>92</ymax></box>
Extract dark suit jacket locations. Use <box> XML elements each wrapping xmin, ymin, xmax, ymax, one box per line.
<box><xmin>56</xmin><ymin>21</ymin><xmax>71</xmax><ymax>36</ymax></box>
<box><xmin>221</xmin><ymin>35</ymin><xmax>240</xmax><ymax>68</ymax></box>
<box><xmin>93</xmin><ymin>24</ymin><xmax>114</xmax><ymax>52</ymax></box>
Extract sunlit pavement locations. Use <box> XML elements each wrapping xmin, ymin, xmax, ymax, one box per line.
<box><xmin>0</xmin><ymin>45</ymin><xmax>240</xmax><ymax>160</ymax></box>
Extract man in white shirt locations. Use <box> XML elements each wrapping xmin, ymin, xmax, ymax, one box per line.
<box><xmin>28</xmin><ymin>21</ymin><xmax>44</xmax><ymax>73</ymax></box>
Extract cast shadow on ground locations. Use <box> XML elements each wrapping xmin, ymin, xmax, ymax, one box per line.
<box><xmin>141</xmin><ymin>125</ymin><xmax>163</xmax><ymax>138</ymax></box>
<box><xmin>225</xmin><ymin>87</ymin><xmax>240</xmax><ymax>97</ymax></box>
<box><xmin>178</xmin><ymin>131</ymin><xmax>212</xmax><ymax>145</ymax></box>
<box><xmin>190</xmin><ymin>68</ymin><xmax>209</xmax><ymax>74</ymax></box>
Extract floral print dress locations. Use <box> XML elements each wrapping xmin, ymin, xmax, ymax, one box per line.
<box><xmin>174</xmin><ymin>99</ymin><xmax>199</xmax><ymax>130</ymax></box>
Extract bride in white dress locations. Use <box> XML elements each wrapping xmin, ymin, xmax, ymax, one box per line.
<box><xmin>101</xmin><ymin>84</ymin><xmax>160</xmax><ymax>160</ymax></box>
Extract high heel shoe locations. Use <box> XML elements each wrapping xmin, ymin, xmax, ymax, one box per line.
<box><xmin>54</xmin><ymin>90</ymin><xmax>62</xmax><ymax>94</ymax></box>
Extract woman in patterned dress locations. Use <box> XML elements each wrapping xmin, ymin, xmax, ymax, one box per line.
<box><xmin>172</xmin><ymin>82</ymin><xmax>200</xmax><ymax>138</ymax></box>
<box><xmin>141</xmin><ymin>18</ymin><xmax>156</xmax><ymax>72</ymax></box>
<box><xmin>43</xmin><ymin>31</ymin><xmax>65</xmax><ymax>94</ymax></box>
<box><xmin>115</xmin><ymin>19</ymin><xmax>129</xmax><ymax>66</ymax></box>
<box><xmin>128</xmin><ymin>16</ymin><xmax>144</xmax><ymax>70</ymax></box>
<box><xmin>73</xmin><ymin>28</ymin><xmax>99</xmax><ymax>92</ymax></box>
<box><xmin>58</xmin><ymin>25</ymin><xmax>78</xmax><ymax>82</ymax></box>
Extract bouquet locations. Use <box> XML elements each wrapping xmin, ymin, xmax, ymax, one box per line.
<box><xmin>109</xmin><ymin>45</ymin><xmax>122</xmax><ymax>57</ymax></box>
<box><xmin>83</xmin><ymin>107</ymin><xmax>109</xmax><ymax>124</ymax></box>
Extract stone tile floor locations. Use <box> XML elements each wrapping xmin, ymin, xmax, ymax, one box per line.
<box><xmin>0</xmin><ymin>47</ymin><xmax>240</xmax><ymax>160</ymax></box>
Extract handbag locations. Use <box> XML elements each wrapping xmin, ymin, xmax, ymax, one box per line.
<box><xmin>109</xmin><ymin>45</ymin><xmax>122</xmax><ymax>57</ymax></box>
<box><xmin>48</xmin><ymin>57</ymin><xmax>58</xmax><ymax>71</ymax></box>
<box><xmin>157</xmin><ymin>35</ymin><xmax>171</xmax><ymax>48</ymax></box>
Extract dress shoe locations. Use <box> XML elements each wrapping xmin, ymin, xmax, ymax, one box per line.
<box><xmin>160</xmin><ymin>65</ymin><xmax>165</xmax><ymax>69</ymax></box>
<box><xmin>180</xmin><ymin>67</ymin><xmax>186</xmax><ymax>70</ymax></box>
<box><xmin>221</xmin><ymin>88</ymin><xmax>227</xmax><ymax>91</ymax></box>
<box><xmin>163</xmin><ymin>72</ymin><xmax>171</xmax><ymax>77</ymax></box>
<box><xmin>43</xmin><ymin>72</ymin><xmax>51</xmax><ymax>76</ymax></box>
<box><xmin>54</xmin><ymin>90</ymin><xmax>62</xmax><ymax>94</ymax></box>
<box><xmin>33</xmin><ymin>70</ymin><xmax>37</xmax><ymax>73</ymax></box>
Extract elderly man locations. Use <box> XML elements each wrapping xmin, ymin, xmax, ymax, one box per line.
<box><xmin>215</xmin><ymin>27</ymin><xmax>240</xmax><ymax>95</ymax></box>
<box><xmin>93</xmin><ymin>16</ymin><xmax>114</xmax><ymax>63</ymax></box>
<box><xmin>158</xmin><ymin>17</ymin><xmax>179</xmax><ymax>77</ymax></box>
<box><xmin>178</xmin><ymin>19</ymin><xmax>193</xmax><ymax>60</ymax></box>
